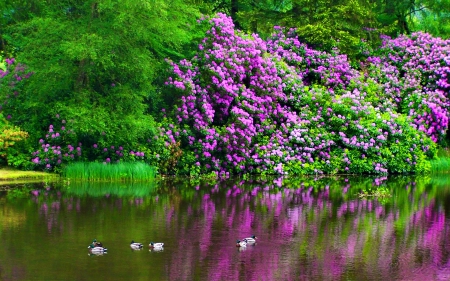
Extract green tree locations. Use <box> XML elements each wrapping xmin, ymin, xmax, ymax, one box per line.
<box><xmin>410</xmin><ymin>0</ymin><xmax>450</xmax><ymax>38</ymax></box>
<box><xmin>2</xmin><ymin>0</ymin><xmax>200</xmax><ymax>146</ymax></box>
<box><xmin>234</xmin><ymin>0</ymin><xmax>379</xmax><ymax>57</ymax></box>
<box><xmin>373</xmin><ymin>0</ymin><xmax>450</xmax><ymax>38</ymax></box>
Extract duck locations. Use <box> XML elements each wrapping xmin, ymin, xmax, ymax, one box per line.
<box><xmin>88</xmin><ymin>244</ymin><xmax>107</xmax><ymax>253</ymax></box>
<box><xmin>130</xmin><ymin>240</ymin><xmax>144</xmax><ymax>250</ymax></box>
<box><xmin>243</xmin><ymin>235</ymin><xmax>257</xmax><ymax>244</ymax></box>
<box><xmin>236</xmin><ymin>240</ymin><xmax>247</xmax><ymax>248</ymax></box>
<box><xmin>88</xmin><ymin>249</ymin><xmax>107</xmax><ymax>256</ymax></box>
<box><xmin>149</xmin><ymin>242</ymin><xmax>164</xmax><ymax>248</ymax></box>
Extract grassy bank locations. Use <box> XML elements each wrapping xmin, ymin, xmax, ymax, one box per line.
<box><xmin>0</xmin><ymin>168</ymin><xmax>58</xmax><ymax>183</ymax></box>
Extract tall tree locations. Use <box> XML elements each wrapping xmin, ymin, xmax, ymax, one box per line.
<box><xmin>1</xmin><ymin>0</ymin><xmax>201</xmax><ymax>145</ymax></box>
<box><xmin>373</xmin><ymin>0</ymin><xmax>450</xmax><ymax>37</ymax></box>
<box><xmin>410</xmin><ymin>0</ymin><xmax>450</xmax><ymax>38</ymax></box>
<box><xmin>236</xmin><ymin>0</ymin><xmax>380</xmax><ymax>56</ymax></box>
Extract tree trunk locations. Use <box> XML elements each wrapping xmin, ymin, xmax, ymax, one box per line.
<box><xmin>231</xmin><ymin>0</ymin><xmax>241</xmax><ymax>29</ymax></box>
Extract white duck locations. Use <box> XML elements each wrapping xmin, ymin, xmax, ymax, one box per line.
<box><xmin>130</xmin><ymin>240</ymin><xmax>144</xmax><ymax>250</ymax></box>
<box><xmin>243</xmin><ymin>235</ymin><xmax>257</xmax><ymax>244</ymax></box>
<box><xmin>149</xmin><ymin>242</ymin><xmax>164</xmax><ymax>248</ymax></box>
<box><xmin>88</xmin><ymin>244</ymin><xmax>107</xmax><ymax>253</ymax></box>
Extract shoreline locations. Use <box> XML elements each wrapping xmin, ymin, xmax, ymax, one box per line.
<box><xmin>0</xmin><ymin>168</ymin><xmax>59</xmax><ymax>183</ymax></box>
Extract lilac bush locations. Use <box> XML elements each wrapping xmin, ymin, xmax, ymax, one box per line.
<box><xmin>164</xmin><ymin>13</ymin><xmax>438</xmax><ymax>176</ymax></box>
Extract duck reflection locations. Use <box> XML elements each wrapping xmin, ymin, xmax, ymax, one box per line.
<box><xmin>150</xmin><ymin>247</ymin><xmax>164</xmax><ymax>253</ymax></box>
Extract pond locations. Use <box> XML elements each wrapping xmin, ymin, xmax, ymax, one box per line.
<box><xmin>1</xmin><ymin>175</ymin><xmax>450</xmax><ymax>281</ymax></box>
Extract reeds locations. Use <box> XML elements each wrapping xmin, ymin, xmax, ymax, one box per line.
<box><xmin>63</xmin><ymin>162</ymin><xmax>157</xmax><ymax>181</ymax></box>
<box><xmin>430</xmin><ymin>157</ymin><xmax>450</xmax><ymax>174</ymax></box>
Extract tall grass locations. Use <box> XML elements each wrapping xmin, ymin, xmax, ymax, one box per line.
<box><xmin>430</xmin><ymin>157</ymin><xmax>450</xmax><ymax>174</ymax></box>
<box><xmin>63</xmin><ymin>162</ymin><xmax>157</xmax><ymax>181</ymax></box>
<box><xmin>429</xmin><ymin>146</ymin><xmax>450</xmax><ymax>174</ymax></box>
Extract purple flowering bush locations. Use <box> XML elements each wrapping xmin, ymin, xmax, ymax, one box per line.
<box><xmin>30</xmin><ymin>115</ymin><xmax>154</xmax><ymax>171</ymax></box>
<box><xmin>31</xmin><ymin>118</ymin><xmax>83</xmax><ymax>171</ymax></box>
<box><xmin>0</xmin><ymin>58</ymin><xmax>34</xmax><ymax>124</ymax></box>
<box><xmin>365</xmin><ymin>32</ymin><xmax>450</xmax><ymax>143</ymax></box>
<box><xmin>164</xmin><ymin>13</ymin><xmax>439</xmax><ymax>176</ymax></box>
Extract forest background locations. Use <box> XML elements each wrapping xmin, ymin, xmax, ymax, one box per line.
<box><xmin>1</xmin><ymin>0</ymin><xmax>450</xmax><ymax>177</ymax></box>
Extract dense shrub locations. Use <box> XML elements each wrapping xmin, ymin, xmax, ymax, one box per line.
<box><xmin>164</xmin><ymin>13</ymin><xmax>439</xmax><ymax>175</ymax></box>
<box><xmin>0</xmin><ymin>112</ymin><xmax>29</xmax><ymax>167</ymax></box>
<box><xmin>364</xmin><ymin>32</ymin><xmax>450</xmax><ymax>143</ymax></box>
<box><xmin>29</xmin><ymin>116</ymin><xmax>163</xmax><ymax>172</ymax></box>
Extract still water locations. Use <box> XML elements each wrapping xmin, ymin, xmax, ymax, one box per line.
<box><xmin>1</xmin><ymin>175</ymin><xmax>450</xmax><ymax>281</ymax></box>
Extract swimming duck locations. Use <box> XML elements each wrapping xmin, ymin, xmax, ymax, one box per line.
<box><xmin>243</xmin><ymin>235</ymin><xmax>257</xmax><ymax>244</ymax></box>
<box><xmin>88</xmin><ymin>250</ymin><xmax>107</xmax><ymax>256</ymax></box>
<box><xmin>88</xmin><ymin>244</ymin><xmax>107</xmax><ymax>253</ymax></box>
<box><xmin>236</xmin><ymin>240</ymin><xmax>247</xmax><ymax>247</ymax></box>
<box><xmin>149</xmin><ymin>242</ymin><xmax>164</xmax><ymax>248</ymax></box>
<box><xmin>130</xmin><ymin>240</ymin><xmax>144</xmax><ymax>250</ymax></box>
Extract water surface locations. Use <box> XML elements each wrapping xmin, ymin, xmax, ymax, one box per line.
<box><xmin>1</xmin><ymin>175</ymin><xmax>450</xmax><ymax>281</ymax></box>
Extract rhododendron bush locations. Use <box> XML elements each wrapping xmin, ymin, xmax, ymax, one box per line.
<box><xmin>165</xmin><ymin>13</ymin><xmax>442</xmax><ymax>175</ymax></box>
<box><xmin>365</xmin><ymin>32</ymin><xmax>450</xmax><ymax>143</ymax></box>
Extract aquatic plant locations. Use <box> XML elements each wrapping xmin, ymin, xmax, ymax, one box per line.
<box><xmin>429</xmin><ymin>157</ymin><xmax>450</xmax><ymax>174</ymax></box>
<box><xmin>63</xmin><ymin>161</ymin><xmax>157</xmax><ymax>181</ymax></box>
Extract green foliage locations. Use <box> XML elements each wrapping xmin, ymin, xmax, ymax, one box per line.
<box><xmin>1</xmin><ymin>2</ymin><xmax>448</xmax><ymax>176</ymax></box>
<box><xmin>408</xmin><ymin>0</ymin><xmax>450</xmax><ymax>38</ymax></box>
<box><xmin>198</xmin><ymin>0</ymin><xmax>450</xmax><ymax>58</ymax></box>
<box><xmin>284</xmin><ymin>83</ymin><xmax>437</xmax><ymax>175</ymax></box>
<box><xmin>1</xmin><ymin>0</ymin><xmax>201</xmax><ymax>146</ymax></box>
<box><xmin>372</xmin><ymin>0</ymin><xmax>450</xmax><ymax>38</ymax></box>
<box><xmin>0</xmin><ymin>112</ymin><xmax>30</xmax><ymax>168</ymax></box>
<box><xmin>234</xmin><ymin>0</ymin><xmax>381</xmax><ymax>58</ymax></box>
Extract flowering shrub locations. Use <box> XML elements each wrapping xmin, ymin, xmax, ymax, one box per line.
<box><xmin>0</xmin><ymin>57</ymin><xmax>161</xmax><ymax>171</ymax></box>
<box><xmin>164</xmin><ymin>13</ymin><xmax>439</xmax><ymax>175</ymax></box>
<box><xmin>30</xmin><ymin>115</ymin><xmax>152</xmax><ymax>171</ymax></box>
<box><xmin>31</xmin><ymin>117</ymin><xmax>83</xmax><ymax>171</ymax></box>
<box><xmin>365</xmin><ymin>32</ymin><xmax>450</xmax><ymax>143</ymax></box>
<box><xmin>0</xmin><ymin>58</ymin><xmax>34</xmax><ymax>125</ymax></box>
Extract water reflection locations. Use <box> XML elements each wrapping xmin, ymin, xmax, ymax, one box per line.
<box><xmin>1</xmin><ymin>176</ymin><xmax>450</xmax><ymax>280</ymax></box>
